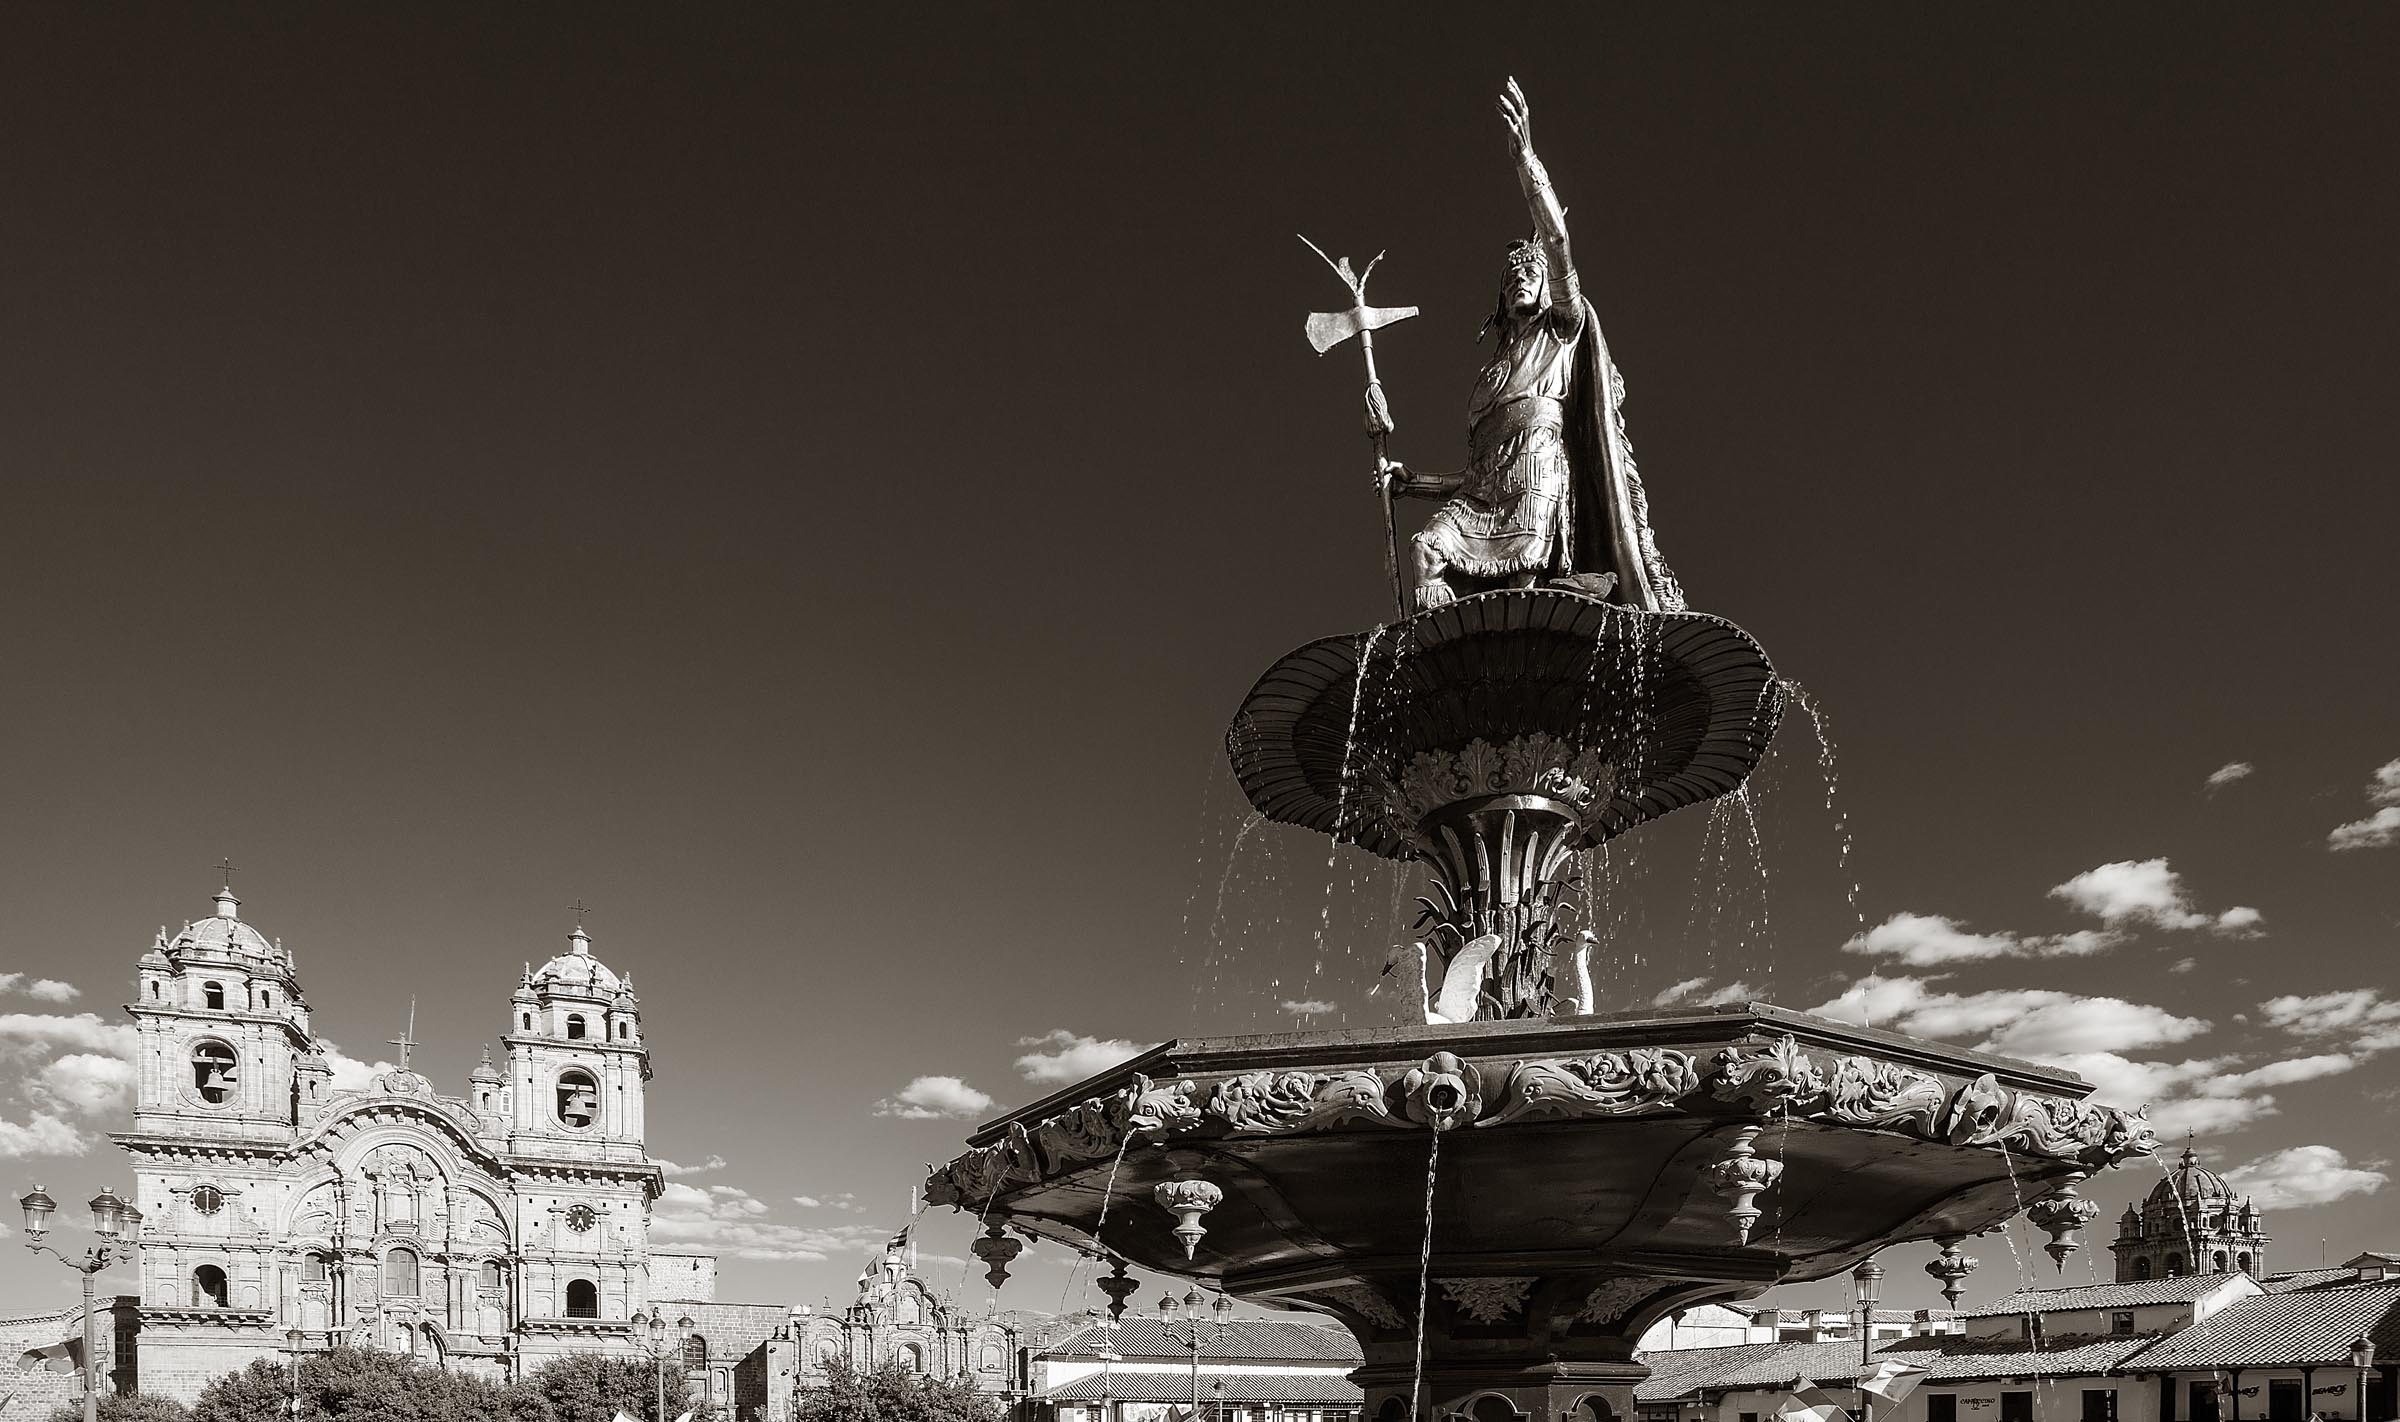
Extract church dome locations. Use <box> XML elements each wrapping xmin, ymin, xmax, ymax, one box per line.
<box><xmin>530</xmin><ymin>926</ymin><xmax>621</xmax><ymax>994</ymax></box>
<box><xmin>171</xmin><ymin>888</ymin><xmax>279</xmax><ymax>962</ymax></box>
<box><xmin>2146</xmin><ymin>1146</ymin><xmax>2233</xmax><ymax>1208</ymax></box>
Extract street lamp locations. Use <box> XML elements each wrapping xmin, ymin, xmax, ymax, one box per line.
<box><xmin>286</xmin><ymin>1328</ymin><xmax>306</xmax><ymax>1419</ymax></box>
<box><xmin>2351</xmin><ymin>1337</ymin><xmax>2376</xmax><ymax>1422</ymax></box>
<box><xmin>630</xmin><ymin>1311</ymin><xmax>696</xmax><ymax>1422</ymax></box>
<box><xmin>1159</xmin><ymin>1288</ymin><xmax>1232</xmax><ymax>1422</ymax></box>
<box><xmin>20</xmin><ymin>1186</ymin><xmax>140</xmax><ymax>1422</ymax></box>
<box><xmin>1852</xmin><ymin>1260</ymin><xmax>1886</xmax><ymax>1422</ymax></box>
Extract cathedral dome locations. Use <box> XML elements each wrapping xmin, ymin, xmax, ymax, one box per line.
<box><xmin>170</xmin><ymin>888</ymin><xmax>279</xmax><ymax>961</ymax></box>
<box><xmin>530</xmin><ymin>926</ymin><xmax>621</xmax><ymax>994</ymax></box>
<box><xmin>2146</xmin><ymin>1146</ymin><xmax>2233</xmax><ymax>1208</ymax></box>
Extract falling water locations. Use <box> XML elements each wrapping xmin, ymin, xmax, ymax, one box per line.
<box><xmin>1781</xmin><ymin>684</ymin><xmax>1863</xmax><ymax>941</ymax></box>
<box><xmin>1314</xmin><ymin>626</ymin><xmax>1388</xmax><ymax>965</ymax></box>
<box><xmin>1058</xmin><ymin>1133</ymin><xmax>1140</xmax><ymax>1315</ymax></box>
<box><xmin>1996</xmin><ymin>1146</ymin><xmax>2061</xmax><ymax>1416</ymax></box>
<box><xmin>1731</xmin><ymin>786</ymin><xmax>1772</xmax><ymax>987</ymax></box>
<box><xmin>1411</xmin><ymin>1131</ymin><xmax>1442</xmax><ymax>1422</ymax></box>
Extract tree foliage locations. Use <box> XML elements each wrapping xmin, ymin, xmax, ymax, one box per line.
<box><xmin>186</xmin><ymin>1347</ymin><xmax>692</xmax><ymax>1422</ymax></box>
<box><xmin>793</xmin><ymin>1360</ymin><xmax>1000</xmax><ymax>1422</ymax></box>
<box><xmin>47</xmin><ymin>1394</ymin><xmax>196</xmax><ymax>1422</ymax></box>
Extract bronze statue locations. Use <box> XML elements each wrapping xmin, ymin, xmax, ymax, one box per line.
<box><xmin>1375</xmin><ymin>80</ymin><xmax>1686</xmax><ymax>614</ymax></box>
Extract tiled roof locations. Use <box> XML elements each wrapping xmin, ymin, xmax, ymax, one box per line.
<box><xmin>1966</xmin><ymin>1274</ymin><xmax>2258</xmax><ymax>1318</ymax></box>
<box><xmin>1044</xmin><ymin>1318</ymin><xmax>1362</xmax><ymax>1364</ymax></box>
<box><xmin>1875</xmin><ymin>1334</ymin><xmax>2159</xmax><ymax>1382</ymax></box>
<box><xmin>2127</xmin><ymin>1284</ymin><xmax>2400</xmax><ymax>1370</ymax></box>
<box><xmin>1635</xmin><ymin>1333</ymin><xmax>2164</xmax><ymax>1400</ymax></box>
<box><xmin>2263</xmin><ymin>1269</ymin><xmax>2367</xmax><ymax>1294</ymax></box>
<box><xmin>1045</xmin><ymin>1373</ymin><xmax>1363</xmax><ymax>1404</ymax></box>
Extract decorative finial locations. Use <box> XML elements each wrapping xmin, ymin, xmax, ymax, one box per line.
<box><xmin>211</xmin><ymin>860</ymin><xmax>241</xmax><ymax>919</ymax></box>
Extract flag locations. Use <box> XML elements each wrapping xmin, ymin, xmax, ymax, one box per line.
<box><xmin>1776</xmin><ymin>1385</ymin><xmax>1852</xmax><ymax>1422</ymax></box>
<box><xmin>16</xmin><ymin>1339</ymin><xmax>81</xmax><ymax>1375</ymax></box>
<box><xmin>1859</xmin><ymin>1360</ymin><xmax>1930</xmax><ymax>1407</ymax></box>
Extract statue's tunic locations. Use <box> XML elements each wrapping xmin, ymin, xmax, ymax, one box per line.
<box><xmin>1420</xmin><ymin>301</ymin><xmax>1587</xmax><ymax>579</ymax></box>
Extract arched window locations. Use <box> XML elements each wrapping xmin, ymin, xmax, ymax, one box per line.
<box><xmin>980</xmin><ymin>1343</ymin><xmax>1004</xmax><ymax>1372</ymax></box>
<box><xmin>260</xmin><ymin>988</ymin><xmax>273</xmax><ymax>1009</ymax></box>
<box><xmin>2237</xmin><ymin>1252</ymin><xmax>2254</xmax><ymax>1275</ymax></box>
<box><xmin>685</xmin><ymin>1336</ymin><xmax>709</xmax><ymax>1369</ymax></box>
<box><xmin>202</xmin><ymin>981</ymin><xmax>225</xmax><ymax>1010</ymax></box>
<box><xmin>556</xmin><ymin>1069</ymin><xmax>599</xmax><ymax>1129</ymax></box>
<box><xmin>149</xmin><ymin>982</ymin><xmax>159</xmax><ymax>999</ymax></box>
<box><xmin>522</xmin><ymin>1012</ymin><xmax>533</xmax><ymax>1031</ymax></box>
<box><xmin>383</xmin><ymin>1247</ymin><xmax>419</xmax><ymax>1296</ymax></box>
<box><xmin>192</xmin><ymin>1265</ymin><xmax>229</xmax><ymax>1308</ymax></box>
<box><xmin>565</xmin><ymin>1014</ymin><xmax>586</xmax><ymax>1040</ymax></box>
<box><xmin>894</xmin><ymin>1343</ymin><xmax>923</xmax><ymax>1373</ymax></box>
<box><xmin>2166</xmin><ymin>1253</ymin><xmax>2186</xmax><ymax>1277</ymax></box>
<box><xmin>481</xmin><ymin>1260</ymin><xmax>502</xmax><ymax>1290</ymax></box>
<box><xmin>191</xmin><ymin>1043</ymin><xmax>239</xmax><ymax>1105</ymax></box>
<box><xmin>2134</xmin><ymin>1257</ymin><xmax>2154</xmax><ymax>1280</ymax></box>
<box><xmin>617</xmin><ymin>1022</ymin><xmax>629</xmax><ymax>1039</ymax></box>
<box><xmin>2213</xmin><ymin>1251</ymin><xmax>2229</xmax><ymax>1272</ymax></box>
<box><xmin>303</xmin><ymin>1252</ymin><xmax>329</xmax><ymax>1283</ymax></box>
<box><xmin>565</xmin><ymin>1279</ymin><xmax>598</xmax><ymax>1318</ymax></box>
<box><xmin>818</xmin><ymin>1338</ymin><xmax>841</xmax><ymax>1363</ymax></box>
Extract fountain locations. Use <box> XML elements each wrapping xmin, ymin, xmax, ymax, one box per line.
<box><xmin>927</xmin><ymin>82</ymin><xmax>2154</xmax><ymax>1422</ymax></box>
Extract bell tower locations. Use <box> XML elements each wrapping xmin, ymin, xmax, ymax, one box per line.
<box><xmin>128</xmin><ymin>882</ymin><xmax>313</xmax><ymax>1143</ymax></box>
<box><xmin>2112</xmin><ymin>1144</ymin><xmax>2268</xmax><ymax>1280</ymax></box>
<box><xmin>503</xmin><ymin>922</ymin><xmax>650</xmax><ymax>1162</ymax></box>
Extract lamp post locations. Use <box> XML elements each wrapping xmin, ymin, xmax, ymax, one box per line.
<box><xmin>630</xmin><ymin>1311</ymin><xmax>695</xmax><ymax>1422</ymax></box>
<box><xmin>286</xmin><ymin>1328</ymin><xmax>306</xmax><ymax>1419</ymax></box>
<box><xmin>2350</xmin><ymin>1337</ymin><xmax>2375</xmax><ymax>1422</ymax></box>
<box><xmin>20</xmin><ymin>1187</ymin><xmax>139</xmax><ymax>1422</ymax></box>
<box><xmin>1853</xmin><ymin>1259</ymin><xmax>1885</xmax><ymax>1422</ymax></box>
<box><xmin>1159</xmin><ymin>1288</ymin><xmax>1231</xmax><ymax>1422</ymax></box>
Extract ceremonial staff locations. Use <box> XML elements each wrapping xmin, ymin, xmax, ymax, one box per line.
<box><xmin>1300</xmin><ymin>236</ymin><xmax>1418</xmax><ymax>618</ymax></box>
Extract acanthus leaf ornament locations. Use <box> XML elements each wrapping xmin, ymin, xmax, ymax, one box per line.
<box><xmin>1822</xmin><ymin>1056</ymin><xmax>1947</xmax><ymax>1133</ymax></box>
<box><xmin>1481</xmin><ymin>1048</ymin><xmax>1699</xmax><ymax>1126</ymax></box>
<box><xmin>1153</xmin><ymin>1177</ymin><xmax>1225</xmax><ymax>1260</ymax></box>
<box><xmin>1702</xmin><ymin>1124</ymin><xmax>1783</xmax><ymax>1246</ymax></box>
<box><xmin>1439</xmin><ymin>1277</ymin><xmax>1535</xmax><ymax>1325</ymax></box>
<box><xmin>1579</xmin><ymin>1277</ymin><xmax>1655</xmax><ymax>1325</ymax></box>
<box><xmin>1210</xmin><ymin>1070</ymin><xmax>1395</xmax><ymax>1134</ymax></box>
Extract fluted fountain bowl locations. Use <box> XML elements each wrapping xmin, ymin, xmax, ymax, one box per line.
<box><xmin>926</xmin><ymin>1005</ymin><xmax>2152</xmax><ymax>1422</ymax></box>
<box><xmin>1227</xmin><ymin>588</ymin><xmax>1781</xmax><ymax>859</ymax></box>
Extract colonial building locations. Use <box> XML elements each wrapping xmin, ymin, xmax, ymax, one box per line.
<box><xmin>788</xmin><ymin>1230</ymin><xmax>1024</xmax><ymax>1397</ymax></box>
<box><xmin>1027</xmin><ymin>1315</ymin><xmax>1362</xmax><ymax>1422</ymax></box>
<box><xmin>2114</xmin><ymin>1149</ymin><xmax>2269</xmax><ymax>1282</ymax></box>
<box><xmin>107</xmin><ymin>885</ymin><xmax>710</xmax><ymax>1402</ymax></box>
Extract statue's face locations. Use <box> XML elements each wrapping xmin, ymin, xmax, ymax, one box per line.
<box><xmin>1504</xmin><ymin>260</ymin><xmax>1544</xmax><ymax>313</ymax></box>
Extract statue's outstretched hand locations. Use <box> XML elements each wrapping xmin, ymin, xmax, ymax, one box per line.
<box><xmin>1497</xmin><ymin>77</ymin><xmax>1534</xmax><ymax>158</ymax></box>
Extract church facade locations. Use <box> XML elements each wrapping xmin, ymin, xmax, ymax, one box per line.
<box><xmin>2110</xmin><ymin>1145</ymin><xmax>2269</xmax><ymax>1281</ymax></box>
<box><xmin>110</xmin><ymin>886</ymin><xmax>711</xmax><ymax>1402</ymax></box>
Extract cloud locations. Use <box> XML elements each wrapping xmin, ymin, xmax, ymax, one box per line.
<box><xmin>793</xmin><ymin>1193</ymin><xmax>864</xmax><ymax>1212</ymax></box>
<box><xmin>1842</xmin><ymin>912</ymin><xmax>2120</xmax><ymax>967</ymax></box>
<box><xmin>0</xmin><ymin>1013</ymin><xmax>138</xmax><ymax>1060</ymax></box>
<box><xmin>659</xmin><ymin>1154</ymin><xmax>728</xmax><ymax>1177</ymax></box>
<box><xmin>0</xmin><ymin>1111</ymin><xmax>88</xmax><ymax>1158</ymax></box>
<box><xmin>1653</xmin><ymin>978</ymin><xmax>1710</xmax><ymax>1006</ymax></box>
<box><xmin>0</xmin><ymin>976</ymin><xmax>80</xmax><ymax>1004</ymax></box>
<box><xmin>652</xmin><ymin>1181</ymin><xmax>893</xmax><ymax>1263</ymax></box>
<box><xmin>2049</xmin><ymin>858</ymin><xmax>2260</xmax><ymax>934</ymax></box>
<box><xmin>2205</xmin><ymin>762</ymin><xmax>2255</xmax><ymax>792</ymax></box>
<box><xmin>2222</xmin><ymin>1145</ymin><xmax>2390</xmax><ymax>1209</ymax></box>
<box><xmin>2328</xmin><ymin>760</ymin><xmax>2400</xmax><ymax>851</ymax></box>
<box><xmin>320</xmin><ymin>1043</ymin><xmax>398</xmax><ymax>1093</ymax></box>
<box><xmin>1014</xmin><ymin>1030</ymin><xmax>1146</xmax><ymax>1085</ymax></box>
<box><xmin>1653</xmin><ymin>978</ymin><xmax>1757</xmax><ymax>1007</ymax></box>
<box><xmin>2258</xmin><ymin>989</ymin><xmax>2400</xmax><ymax>1053</ymax></box>
<box><xmin>1697</xmin><ymin>981</ymin><xmax>1757</xmax><ymax>1006</ymax></box>
<box><xmin>28</xmin><ymin>1053</ymin><xmax>136</xmax><ymax>1117</ymax></box>
<box><xmin>873</xmin><ymin>1075</ymin><xmax>994</xmax><ymax>1120</ymax></box>
<box><xmin>1811</xmin><ymin>975</ymin><xmax>2210</xmax><ymax>1058</ymax></box>
<box><xmin>1280</xmin><ymin>999</ymin><xmax>1336</xmax><ymax>1018</ymax></box>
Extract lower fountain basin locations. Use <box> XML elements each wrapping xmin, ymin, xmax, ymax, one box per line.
<box><xmin>927</xmin><ymin>1004</ymin><xmax>2152</xmax><ymax>1422</ymax></box>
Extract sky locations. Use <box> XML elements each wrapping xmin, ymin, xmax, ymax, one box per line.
<box><xmin>3</xmin><ymin>4</ymin><xmax>2398</xmax><ymax>1324</ymax></box>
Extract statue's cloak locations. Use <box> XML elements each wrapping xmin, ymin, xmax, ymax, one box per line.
<box><xmin>1563</xmin><ymin>299</ymin><xmax>1686</xmax><ymax>613</ymax></box>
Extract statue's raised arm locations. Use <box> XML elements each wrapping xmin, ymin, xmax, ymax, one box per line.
<box><xmin>1500</xmin><ymin>78</ymin><xmax>1580</xmax><ymax>325</ymax></box>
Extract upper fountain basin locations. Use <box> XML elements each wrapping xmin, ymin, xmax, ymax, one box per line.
<box><xmin>1227</xmin><ymin>588</ymin><xmax>1781</xmax><ymax>859</ymax></box>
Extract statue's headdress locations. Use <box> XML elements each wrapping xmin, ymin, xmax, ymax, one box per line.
<box><xmin>1482</xmin><ymin>236</ymin><xmax>1549</xmax><ymax>343</ymax></box>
